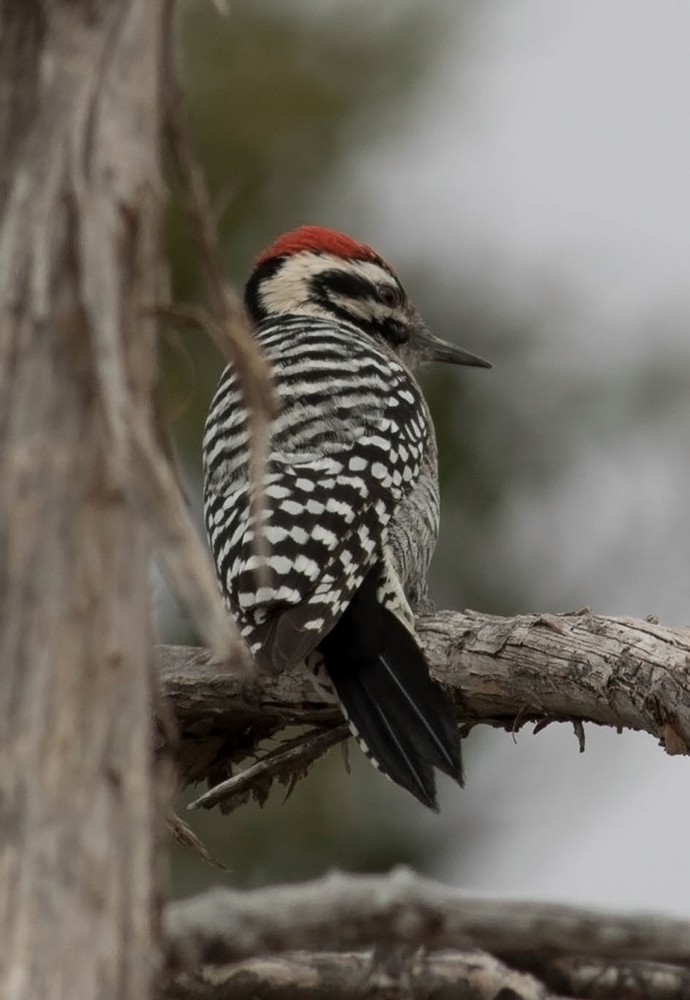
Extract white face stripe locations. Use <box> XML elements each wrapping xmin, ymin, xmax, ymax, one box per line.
<box><xmin>259</xmin><ymin>252</ymin><xmax>402</xmax><ymax>319</ymax></box>
<box><xmin>259</xmin><ymin>254</ymin><xmax>321</xmax><ymax>315</ymax></box>
<box><xmin>327</xmin><ymin>258</ymin><xmax>396</xmax><ymax>286</ymax></box>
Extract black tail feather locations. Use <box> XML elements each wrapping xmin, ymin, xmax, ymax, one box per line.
<box><xmin>319</xmin><ymin>570</ymin><xmax>463</xmax><ymax>810</ymax></box>
<box><xmin>329</xmin><ymin>659</ymin><xmax>440</xmax><ymax>809</ymax></box>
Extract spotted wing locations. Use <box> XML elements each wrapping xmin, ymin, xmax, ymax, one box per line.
<box><xmin>204</xmin><ymin>414</ymin><xmax>428</xmax><ymax>671</ymax></box>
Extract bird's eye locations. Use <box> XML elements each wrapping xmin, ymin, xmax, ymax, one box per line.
<box><xmin>376</xmin><ymin>284</ymin><xmax>402</xmax><ymax>309</ymax></box>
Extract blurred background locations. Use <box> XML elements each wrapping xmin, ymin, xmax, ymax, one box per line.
<box><xmin>163</xmin><ymin>0</ymin><xmax>690</xmax><ymax>914</ymax></box>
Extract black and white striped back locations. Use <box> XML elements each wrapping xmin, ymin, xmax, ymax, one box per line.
<box><xmin>203</xmin><ymin>314</ymin><xmax>434</xmax><ymax>671</ymax></box>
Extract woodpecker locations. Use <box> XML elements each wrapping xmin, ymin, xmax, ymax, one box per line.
<box><xmin>203</xmin><ymin>225</ymin><xmax>490</xmax><ymax>810</ymax></box>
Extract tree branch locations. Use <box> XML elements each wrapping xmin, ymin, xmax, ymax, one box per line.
<box><xmin>164</xmin><ymin>868</ymin><xmax>690</xmax><ymax>971</ymax></box>
<box><xmin>529</xmin><ymin>956</ymin><xmax>690</xmax><ymax>1000</ymax></box>
<box><xmin>159</xmin><ymin>608</ymin><xmax>690</xmax><ymax>791</ymax></box>
<box><xmin>163</xmin><ymin>951</ymin><xmax>690</xmax><ymax>1000</ymax></box>
<box><xmin>163</xmin><ymin>949</ymin><xmax>562</xmax><ymax>1000</ymax></box>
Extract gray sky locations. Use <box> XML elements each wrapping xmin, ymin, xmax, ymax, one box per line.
<box><xmin>362</xmin><ymin>1</ymin><xmax>690</xmax><ymax>338</ymax></box>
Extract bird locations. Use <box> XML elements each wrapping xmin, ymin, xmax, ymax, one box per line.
<box><xmin>203</xmin><ymin>225</ymin><xmax>491</xmax><ymax>810</ymax></box>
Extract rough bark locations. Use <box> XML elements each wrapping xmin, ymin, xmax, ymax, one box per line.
<box><xmin>163</xmin><ymin>950</ymin><xmax>561</xmax><ymax>1000</ymax></box>
<box><xmin>159</xmin><ymin>609</ymin><xmax>690</xmax><ymax>793</ymax></box>
<box><xmin>0</xmin><ymin>3</ymin><xmax>164</xmax><ymax>998</ymax></box>
<box><xmin>163</xmin><ymin>951</ymin><xmax>690</xmax><ymax>1000</ymax></box>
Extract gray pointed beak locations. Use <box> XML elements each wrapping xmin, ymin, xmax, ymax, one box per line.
<box><xmin>415</xmin><ymin>327</ymin><xmax>492</xmax><ymax>369</ymax></box>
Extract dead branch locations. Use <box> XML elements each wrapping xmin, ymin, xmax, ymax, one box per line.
<box><xmin>159</xmin><ymin>608</ymin><xmax>690</xmax><ymax>793</ymax></box>
<box><xmin>187</xmin><ymin>724</ymin><xmax>349</xmax><ymax>812</ymax></box>
<box><xmin>529</xmin><ymin>956</ymin><xmax>690</xmax><ymax>1000</ymax></box>
<box><xmin>164</xmin><ymin>868</ymin><xmax>690</xmax><ymax>971</ymax></box>
<box><xmin>163</xmin><ymin>951</ymin><xmax>690</xmax><ymax>1000</ymax></box>
<box><xmin>163</xmin><ymin>949</ymin><xmax>560</xmax><ymax>1000</ymax></box>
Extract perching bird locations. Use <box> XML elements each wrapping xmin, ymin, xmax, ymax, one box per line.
<box><xmin>203</xmin><ymin>226</ymin><xmax>490</xmax><ymax>809</ymax></box>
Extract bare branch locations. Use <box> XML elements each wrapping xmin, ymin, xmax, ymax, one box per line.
<box><xmin>164</xmin><ymin>868</ymin><xmax>690</xmax><ymax>970</ymax></box>
<box><xmin>529</xmin><ymin>956</ymin><xmax>690</xmax><ymax>1000</ymax></box>
<box><xmin>164</xmin><ymin>952</ymin><xmax>690</xmax><ymax>1000</ymax></box>
<box><xmin>166</xmin><ymin>812</ymin><xmax>230</xmax><ymax>873</ymax></box>
<box><xmin>164</xmin><ymin>949</ymin><xmax>560</xmax><ymax>1000</ymax></box>
<box><xmin>159</xmin><ymin>608</ymin><xmax>690</xmax><ymax>790</ymax></box>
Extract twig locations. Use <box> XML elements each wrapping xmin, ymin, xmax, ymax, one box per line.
<box><xmin>188</xmin><ymin>724</ymin><xmax>349</xmax><ymax>812</ymax></box>
<box><xmin>166</xmin><ymin>812</ymin><xmax>231</xmax><ymax>873</ymax></box>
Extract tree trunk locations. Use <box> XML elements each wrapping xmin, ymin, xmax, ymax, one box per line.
<box><xmin>0</xmin><ymin>3</ymin><xmax>164</xmax><ymax>997</ymax></box>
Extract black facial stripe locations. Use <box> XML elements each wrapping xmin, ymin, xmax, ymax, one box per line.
<box><xmin>245</xmin><ymin>257</ymin><xmax>282</xmax><ymax>322</ymax></box>
<box><xmin>379</xmin><ymin>318</ymin><xmax>408</xmax><ymax>346</ymax></box>
<box><xmin>311</xmin><ymin>269</ymin><xmax>409</xmax><ymax>347</ymax></box>
<box><xmin>314</xmin><ymin>294</ymin><xmax>369</xmax><ymax>333</ymax></box>
<box><xmin>313</xmin><ymin>268</ymin><xmax>377</xmax><ymax>303</ymax></box>
<box><xmin>246</xmin><ymin>258</ymin><xmax>409</xmax><ymax>350</ymax></box>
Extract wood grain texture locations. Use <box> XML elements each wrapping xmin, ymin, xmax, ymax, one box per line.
<box><xmin>0</xmin><ymin>3</ymin><xmax>164</xmax><ymax>998</ymax></box>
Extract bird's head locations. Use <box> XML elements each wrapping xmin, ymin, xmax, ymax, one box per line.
<box><xmin>244</xmin><ymin>225</ymin><xmax>491</xmax><ymax>372</ymax></box>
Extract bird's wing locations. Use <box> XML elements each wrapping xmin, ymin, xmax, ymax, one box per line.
<box><xmin>205</xmin><ymin>413</ymin><xmax>428</xmax><ymax>671</ymax></box>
